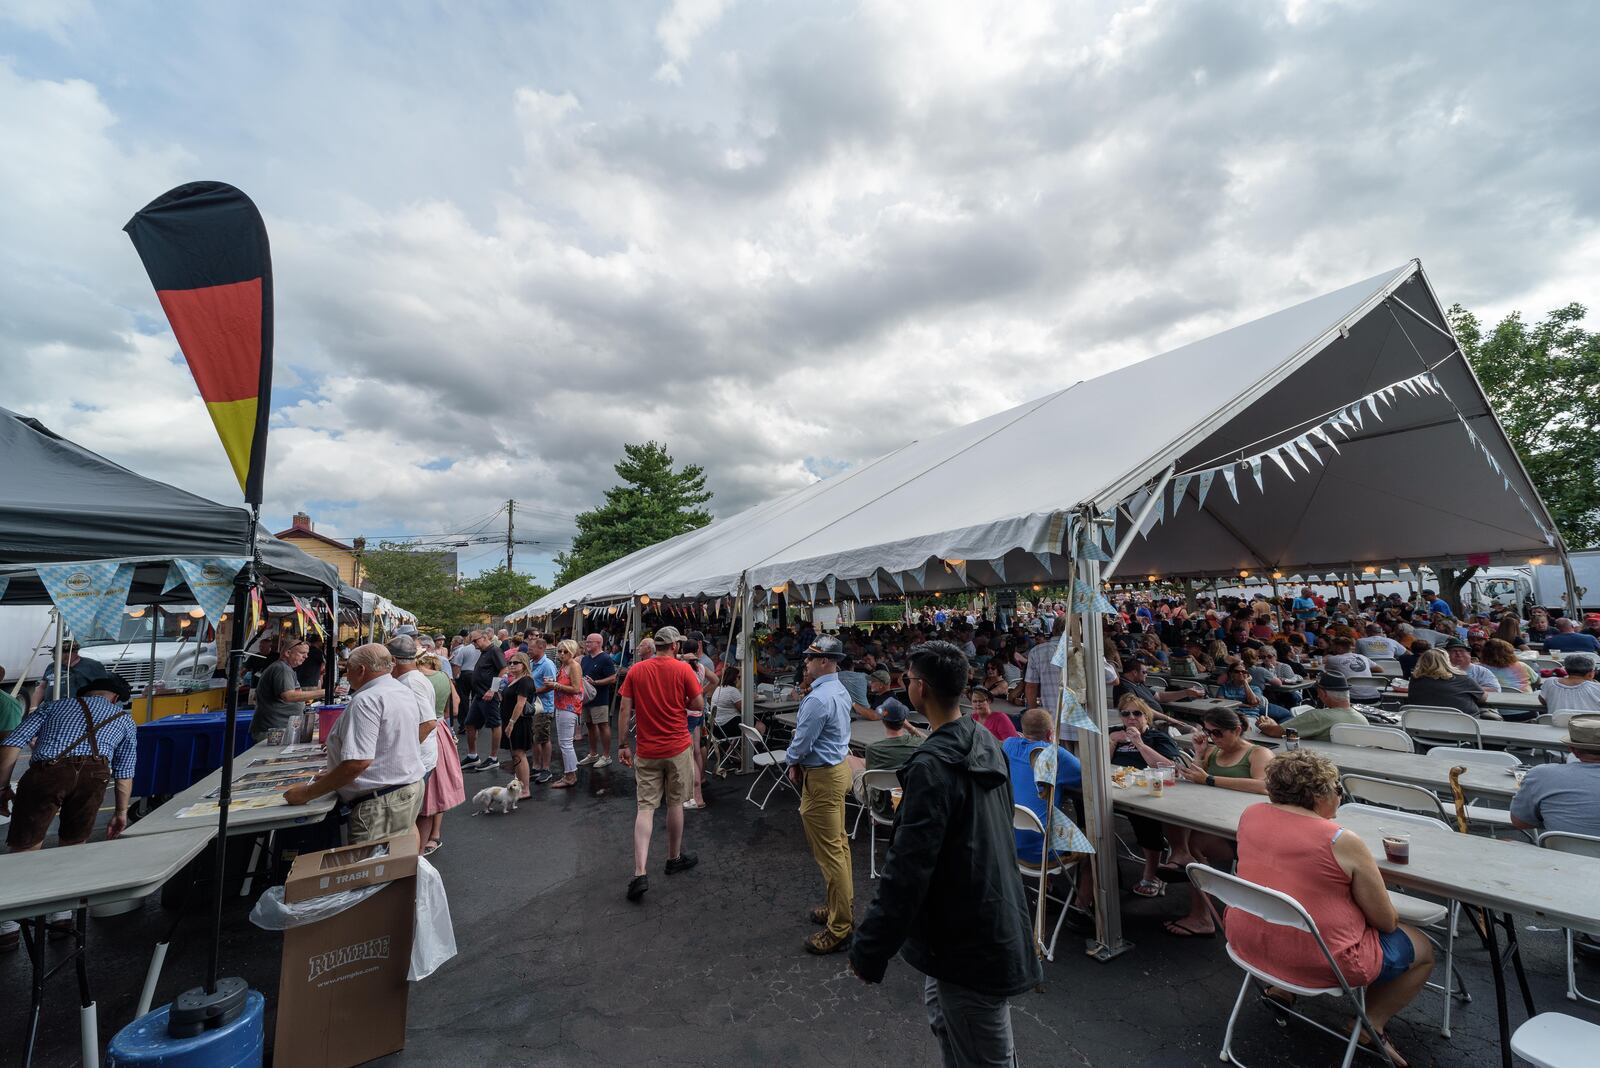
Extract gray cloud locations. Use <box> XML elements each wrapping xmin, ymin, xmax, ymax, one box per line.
<box><xmin>1</xmin><ymin>0</ymin><xmax>1597</xmax><ymax>585</ymax></box>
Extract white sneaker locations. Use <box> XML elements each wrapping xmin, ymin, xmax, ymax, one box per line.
<box><xmin>577</xmin><ymin>753</ymin><xmax>598</xmax><ymax>767</ymax></box>
<box><xmin>593</xmin><ymin>755</ymin><xmax>612</xmax><ymax>768</ymax></box>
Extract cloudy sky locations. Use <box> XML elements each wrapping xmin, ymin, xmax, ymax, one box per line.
<box><xmin>3</xmin><ymin>0</ymin><xmax>1597</xmax><ymax>582</ymax></box>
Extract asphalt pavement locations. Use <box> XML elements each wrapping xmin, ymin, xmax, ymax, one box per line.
<box><xmin>5</xmin><ymin>742</ymin><xmax>1598</xmax><ymax>1067</ymax></box>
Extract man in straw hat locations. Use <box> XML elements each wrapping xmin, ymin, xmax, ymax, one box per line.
<box><xmin>1511</xmin><ymin>713</ymin><xmax>1600</xmax><ymax>838</ymax></box>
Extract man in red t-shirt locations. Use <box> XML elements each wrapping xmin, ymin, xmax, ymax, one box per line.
<box><xmin>618</xmin><ymin>626</ymin><xmax>704</xmax><ymax>901</ymax></box>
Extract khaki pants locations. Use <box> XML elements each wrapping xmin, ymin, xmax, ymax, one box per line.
<box><xmin>348</xmin><ymin>781</ymin><xmax>423</xmax><ymax>843</ymax></box>
<box><xmin>800</xmin><ymin>762</ymin><xmax>854</xmax><ymax>939</ymax></box>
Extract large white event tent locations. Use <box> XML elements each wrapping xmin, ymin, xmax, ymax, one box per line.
<box><xmin>521</xmin><ymin>259</ymin><xmax>1562</xmax><ymax>615</ymax></box>
<box><xmin>519</xmin><ymin>259</ymin><xmax>1567</xmax><ymax>957</ymax></box>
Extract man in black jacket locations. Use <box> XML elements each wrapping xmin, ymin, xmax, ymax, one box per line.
<box><xmin>850</xmin><ymin>640</ymin><xmax>1041</xmax><ymax>1066</ymax></box>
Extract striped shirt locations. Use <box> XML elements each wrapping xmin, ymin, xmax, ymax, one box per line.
<box><xmin>3</xmin><ymin>696</ymin><xmax>138</xmax><ymax>779</ymax></box>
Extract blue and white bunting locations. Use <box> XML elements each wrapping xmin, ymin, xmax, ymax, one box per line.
<box><xmin>1223</xmin><ymin>465</ymin><xmax>1239</xmax><ymax>502</ymax></box>
<box><xmin>162</xmin><ymin>564</ymin><xmax>184</xmax><ymax>595</ymax></box>
<box><xmin>173</xmin><ymin>558</ymin><xmax>247</xmax><ymax>630</ymax></box>
<box><xmin>1172</xmin><ymin>472</ymin><xmax>1192</xmax><ymax>515</ymax></box>
<box><xmin>1196</xmin><ymin>470</ymin><xmax>1214</xmax><ymax>510</ymax></box>
<box><xmin>38</xmin><ymin>561</ymin><xmax>136</xmax><ymax>640</ymax></box>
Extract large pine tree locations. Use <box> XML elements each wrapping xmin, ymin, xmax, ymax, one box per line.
<box><xmin>554</xmin><ymin>441</ymin><xmax>713</xmax><ymax>586</ymax></box>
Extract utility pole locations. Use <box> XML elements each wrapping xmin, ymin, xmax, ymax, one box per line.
<box><xmin>505</xmin><ymin>499</ymin><xmax>515</xmax><ymax>574</ymax></box>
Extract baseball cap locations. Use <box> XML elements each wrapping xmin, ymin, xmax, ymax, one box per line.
<box><xmin>869</xmin><ymin>669</ymin><xmax>892</xmax><ymax>686</ymax></box>
<box><xmin>1444</xmin><ymin>639</ymin><xmax>1470</xmax><ymax>651</ymax></box>
<box><xmin>654</xmin><ymin>626</ymin><xmax>683</xmax><ymax>645</ymax></box>
<box><xmin>879</xmin><ymin>697</ymin><xmax>911</xmax><ymax>724</ymax></box>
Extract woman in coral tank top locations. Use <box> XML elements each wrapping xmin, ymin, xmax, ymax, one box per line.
<box><xmin>1228</xmin><ymin>750</ymin><xmax>1434</xmax><ymax>1067</ymax></box>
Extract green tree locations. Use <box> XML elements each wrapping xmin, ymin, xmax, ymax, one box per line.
<box><xmin>360</xmin><ymin>543</ymin><xmax>470</xmax><ymax>632</ymax></box>
<box><xmin>554</xmin><ymin>441</ymin><xmax>713</xmax><ymax>585</ymax></box>
<box><xmin>462</xmin><ymin>565</ymin><xmax>549</xmax><ymax>619</ymax></box>
<box><xmin>1451</xmin><ymin>301</ymin><xmax>1600</xmax><ymax>548</ymax></box>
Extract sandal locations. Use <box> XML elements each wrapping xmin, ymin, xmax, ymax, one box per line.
<box><xmin>804</xmin><ymin>929</ymin><xmax>852</xmax><ymax>955</ymax></box>
<box><xmin>423</xmin><ymin>839</ymin><xmax>442</xmax><ymax>856</ymax></box>
<box><xmin>1357</xmin><ymin>1028</ymin><xmax>1407</xmax><ymax>1068</ymax></box>
<box><xmin>808</xmin><ymin>906</ymin><xmax>828</xmax><ymax>925</ymax></box>
<box><xmin>549</xmin><ymin>777</ymin><xmax>577</xmax><ymax>789</ymax></box>
<box><xmin>1132</xmin><ymin>878</ymin><xmax>1164</xmax><ymax>898</ymax></box>
<box><xmin>1163</xmin><ymin>919</ymin><xmax>1215</xmax><ymax>939</ymax></box>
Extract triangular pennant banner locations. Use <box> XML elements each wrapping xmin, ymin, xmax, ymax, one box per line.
<box><xmin>1102</xmin><ymin>519</ymin><xmax>1117</xmax><ymax>553</ymax></box>
<box><xmin>1033</xmin><ymin>552</ymin><xmax>1054</xmax><ymax>575</ymax></box>
<box><xmin>1059</xmin><ymin>688</ymin><xmax>1099</xmax><ymax>736</ymax></box>
<box><xmin>1349</xmin><ymin>404</ymin><xmax>1365</xmax><ymax>430</ymax></box>
<box><xmin>1223</xmin><ymin>465</ymin><xmax>1239</xmax><ymax>502</ymax></box>
<box><xmin>1171</xmin><ymin>473</ymin><xmax>1192</xmax><ymax>515</ymax></box>
<box><xmin>39</xmin><ymin>561</ymin><xmax>138</xmax><ymax>640</ymax></box>
<box><xmin>1139</xmin><ymin>491</ymin><xmax>1164</xmax><ymax>538</ymax></box>
<box><xmin>1267</xmin><ymin>448</ymin><xmax>1294</xmax><ymax>481</ymax></box>
<box><xmin>1050</xmin><ymin>633</ymin><xmax>1068</xmax><ymax>669</ymax></box>
<box><xmin>162</xmin><ymin>565</ymin><xmax>185</xmax><ymax>595</ymax></box>
<box><xmin>1366</xmin><ymin>393</ymin><xmax>1384</xmax><ymax>421</ymax></box>
<box><xmin>1292</xmin><ymin>435</ymin><xmax>1316</xmax><ymax>469</ymax></box>
<box><xmin>1196</xmin><ymin>470</ymin><xmax>1215</xmax><ymax>510</ymax></box>
<box><xmin>1247</xmin><ymin>456</ymin><xmax>1264</xmax><ymax>491</ymax></box>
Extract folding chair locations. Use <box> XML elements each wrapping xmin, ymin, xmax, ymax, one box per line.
<box><xmin>859</xmin><ymin>769</ymin><xmax>900</xmax><ymax>878</ymax></box>
<box><xmin>739</xmin><ymin>723</ymin><xmax>796</xmax><ymax>810</ymax></box>
<box><xmin>1421</xmin><ymin>747</ymin><xmax>1525</xmax><ymax>837</ymax></box>
<box><xmin>1401</xmin><ymin>706</ymin><xmax>1482</xmax><ymax>749</ymax></box>
<box><xmin>711</xmin><ymin>712</ymin><xmax>745</xmax><ymax>776</ymax></box>
<box><xmin>1538</xmin><ymin>831</ymin><xmax>1600</xmax><ymax>1007</ymax></box>
<box><xmin>1012</xmin><ymin>805</ymin><xmax>1080</xmax><ymax>963</ymax></box>
<box><xmin>1186</xmin><ymin>864</ymin><xmax>1397</xmax><ymax>1067</ymax></box>
<box><xmin>1328</xmin><ymin>723</ymin><xmax>1414</xmax><ymax>753</ymax></box>
<box><xmin>1512</xmin><ymin>1013</ymin><xmax>1600</xmax><ymax>1067</ymax></box>
<box><xmin>1369</xmin><ymin>659</ymin><xmax>1403</xmax><ymax>676</ymax></box>
<box><xmin>1337</xmin><ymin>803</ymin><xmax>1470</xmax><ymax>1036</ymax></box>
<box><xmin>1339</xmin><ymin>774</ymin><xmax>1451</xmax><ymax>822</ymax></box>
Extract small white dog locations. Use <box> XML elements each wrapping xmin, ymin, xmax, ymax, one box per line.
<box><xmin>471</xmin><ymin>779</ymin><xmax>525</xmax><ymax>815</ymax></box>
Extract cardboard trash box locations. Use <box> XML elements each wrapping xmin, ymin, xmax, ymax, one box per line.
<box><xmin>274</xmin><ymin>832</ymin><xmax>418</xmax><ymax>1068</ymax></box>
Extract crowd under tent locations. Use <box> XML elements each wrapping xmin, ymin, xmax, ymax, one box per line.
<box><xmin>513</xmin><ymin>259</ymin><xmax>1569</xmax><ymax>959</ymax></box>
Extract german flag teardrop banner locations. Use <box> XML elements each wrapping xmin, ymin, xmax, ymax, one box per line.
<box><xmin>124</xmin><ymin>182</ymin><xmax>274</xmax><ymax>504</ymax></box>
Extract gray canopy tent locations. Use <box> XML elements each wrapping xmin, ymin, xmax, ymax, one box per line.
<box><xmin>513</xmin><ymin>260</ymin><xmax>1568</xmax><ymax>956</ymax></box>
<box><xmin>0</xmin><ymin>407</ymin><xmax>342</xmax><ymax>706</ymax></box>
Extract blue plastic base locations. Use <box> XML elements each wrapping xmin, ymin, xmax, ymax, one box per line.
<box><xmin>108</xmin><ymin>989</ymin><xmax>264</xmax><ymax>1067</ymax></box>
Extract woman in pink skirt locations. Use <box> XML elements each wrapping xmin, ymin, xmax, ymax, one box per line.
<box><xmin>417</xmin><ymin>652</ymin><xmax>466</xmax><ymax>855</ymax></box>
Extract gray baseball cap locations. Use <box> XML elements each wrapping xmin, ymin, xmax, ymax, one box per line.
<box><xmin>385</xmin><ymin>634</ymin><xmax>419</xmax><ymax>662</ymax></box>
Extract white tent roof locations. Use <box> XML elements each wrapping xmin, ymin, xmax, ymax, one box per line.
<box><xmin>517</xmin><ymin>260</ymin><xmax>1559</xmax><ymax>617</ymax></box>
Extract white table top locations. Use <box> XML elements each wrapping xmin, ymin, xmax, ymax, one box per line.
<box><xmin>1113</xmin><ymin>785</ymin><xmax>1600</xmax><ymax>934</ymax></box>
<box><xmin>122</xmin><ymin>740</ymin><xmax>339</xmax><ymax>839</ymax></box>
<box><xmin>0</xmin><ymin>829</ymin><xmax>213</xmax><ymax>923</ymax></box>
<box><xmin>1285</xmin><ymin>737</ymin><xmax>1521</xmax><ymax>800</ymax></box>
<box><xmin>772</xmin><ymin>713</ymin><xmax>914</xmax><ymax>752</ymax></box>
<box><xmin>1483</xmin><ymin>690</ymin><xmax>1544</xmax><ymax>710</ymax></box>
<box><xmin>1166</xmin><ymin>698</ymin><xmax>1241</xmax><ymax>718</ymax></box>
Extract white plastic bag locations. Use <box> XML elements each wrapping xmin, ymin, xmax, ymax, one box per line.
<box><xmin>408</xmin><ymin>855</ymin><xmax>456</xmax><ymax>981</ymax></box>
<box><xmin>248</xmin><ymin>882</ymin><xmax>385</xmax><ymax>930</ymax></box>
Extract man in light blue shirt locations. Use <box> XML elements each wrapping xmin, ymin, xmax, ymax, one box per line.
<box><xmin>786</xmin><ymin>634</ymin><xmax>856</xmax><ymax>954</ymax></box>
<box><xmin>528</xmin><ymin>637</ymin><xmax>559</xmax><ymax>783</ymax></box>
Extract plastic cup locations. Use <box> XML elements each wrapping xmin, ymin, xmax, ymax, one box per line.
<box><xmin>1382</xmin><ymin>833</ymin><xmax>1411</xmax><ymax>865</ymax></box>
<box><xmin>1160</xmin><ymin>766</ymin><xmax>1177</xmax><ymax>787</ymax></box>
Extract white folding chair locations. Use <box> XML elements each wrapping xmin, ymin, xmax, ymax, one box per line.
<box><xmin>1012</xmin><ymin>805</ymin><xmax>1080</xmax><ymax>963</ymax></box>
<box><xmin>1535</xmin><ymin>711</ymin><xmax>1576</xmax><ymax>728</ymax></box>
<box><xmin>1370</xmin><ymin>659</ymin><xmax>1403</xmax><ymax>676</ymax></box>
<box><xmin>711</xmin><ymin>712</ymin><xmax>745</xmax><ymax>776</ymax></box>
<box><xmin>739</xmin><ymin>723</ymin><xmax>796</xmax><ymax>810</ymax></box>
<box><xmin>1401</xmin><ymin>706</ymin><xmax>1483</xmax><ymax>748</ymax></box>
<box><xmin>1337</xmin><ymin>803</ymin><xmax>1470</xmax><ymax>1036</ymax></box>
<box><xmin>1339</xmin><ymin>773</ymin><xmax>1452</xmax><ymax>822</ymax></box>
<box><xmin>1528</xmin><ymin>659</ymin><xmax>1563</xmax><ymax>675</ymax></box>
<box><xmin>1538</xmin><ymin>831</ymin><xmax>1600</xmax><ymax>1007</ymax></box>
<box><xmin>859</xmin><ymin>769</ymin><xmax>900</xmax><ymax>878</ymax></box>
<box><xmin>1328</xmin><ymin>723</ymin><xmax>1414</xmax><ymax>753</ymax></box>
<box><xmin>1512</xmin><ymin>1013</ymin><xmax>1600</xmax><ymax>1067</ymax></box>
<box><xmin>1186</xmin><ymin>864</ymin><xmax>1397</xmax><ymax>1067</ymax></box>
<box><xmin>1420</xmin><ymin>747</ymin><xmax>1526</xmax><ymax>837</ymax></box>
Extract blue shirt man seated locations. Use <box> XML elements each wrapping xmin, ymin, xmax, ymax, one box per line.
<box><xmin>1218</xmin><ymin>663</ymin><xmax>1293</xmax><ymax>723</ymax></box>
<box><xmin>1000</xmin><ymin>708</ymin><xmax>1082</xmax><ymax>864</ymax></box>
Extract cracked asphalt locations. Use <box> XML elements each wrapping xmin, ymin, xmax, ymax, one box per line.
<box><xmin>7</xmin><ymin>752</ymin><xmax>1599</xmax><ymax>1066</ymax></box>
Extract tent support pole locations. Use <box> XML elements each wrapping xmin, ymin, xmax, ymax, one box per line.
<box><xmin>324</xmin><ymin>594</ymin><xmax>338</xmax><ymax>706</ymax></box>
<box><xmin>53</xmin><ymin>608</ymin><xmax>64</xmax><ymax>700</ymax></box>
<box><xmin>1077</xmin><ymin>535</ymin><xmax>1129</xmax><ymax>961</ymax></box>
<box><xmin>739</xmin><ymin>587</ymin><xmax>755</xmax><ymax>774</ymax></box>
<box><xmin>145</xmin><ymin>605</ymin><xmax>161</xmax><ymax>722</ymax></box>
<box><xmin>1560</xmin><ymin>551</ymin><xmax>1582</xmax><ymax>616</ymax></box>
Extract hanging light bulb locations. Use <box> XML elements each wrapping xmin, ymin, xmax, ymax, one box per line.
<box><xmin>1031</xmin><ymin>584</ymin><xmax>1042</xmax><ymax>592</ymax></box>
<box><xmin>639</xmin><ymin>595</ymin><xmax>651</xmax><ymax>606</ymax></box>
<box><xmin>1239</xmin><ymin>570</ymin><xmax>1251</xmax><ymax>579</ymax></box>
<box><xmin>1147</xmin><ymin>575</ymin><xmax>1158</xmax><ymax>583</ymax></box>
<box><xmin>1271</xmin><ymin>571</ymin><xmax>1284</xmax><ymax>580</ymax></box>
<box><xmin>189</xmin><ymin>607</ymin><xmax>206</xmax><ymax>619</ymax></box>
<box><xmin>126</xmin><ymin>607</ymin><xmax>146</xmax><ymax>618</ymax></box>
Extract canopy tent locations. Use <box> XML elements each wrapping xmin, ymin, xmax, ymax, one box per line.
<box><xmin>336</xmin><ymin>583</ymin><xmax>417</xmax><ymax>627</ymax></box>
<box><xmin>516</xmin><ymin>260</ymin><xmax>1563</xmax><ymax>618</ymax></box>
<box><xmin>0</xmin><ymin>406</ymin><xmax>340</xmax><ymax>604</ymax></box>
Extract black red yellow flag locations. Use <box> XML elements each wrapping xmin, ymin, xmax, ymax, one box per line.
<box><xmin>124</xmin><ymin>182</ymin><xmax>274</xmax><ymax>504</ymax></box>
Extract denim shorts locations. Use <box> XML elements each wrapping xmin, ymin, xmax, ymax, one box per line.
<box><xmin>1375</xmin><ymin>926</ymin><xmax>1415</xmax><ymax>984</ymax></box>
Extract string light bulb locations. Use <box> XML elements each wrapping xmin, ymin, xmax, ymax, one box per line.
<box><xmin>1239</xmin><ymin>570</ymin><xmax>1251</xmax><ymax>579</ymax></box>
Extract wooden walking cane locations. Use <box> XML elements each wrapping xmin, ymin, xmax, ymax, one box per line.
<box><xmin>1447</xmin><ymin>764</ymin><xmax>1490</xmax><ymax>939</ymax></box>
